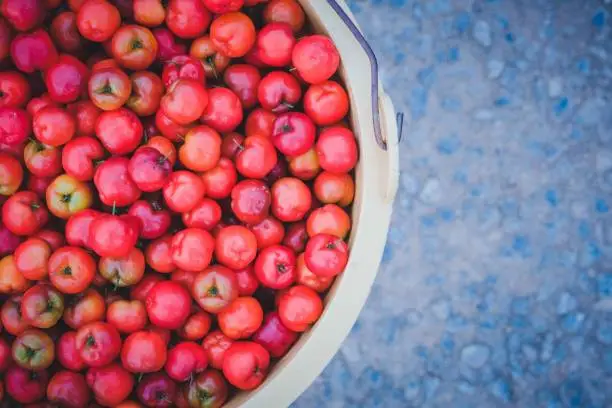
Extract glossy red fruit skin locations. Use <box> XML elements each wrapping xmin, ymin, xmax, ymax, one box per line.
<box><xmin>145</xmin><ymin>236</ymin><xmax>175</xmax><ymax>274</ymax></box>
<box><xmin>50</xmin><ymin>11</ymin><xmax>84</xmax><ymax>53</ymax></box>
<box><xmin>249</xmin><ymin>216</ymin><xmax>285</xmax><ymax>249</ymax></box>
<box><xmin>165</xmin><ymin>341</ymin><xmax>208</xmax><ymax>382</ymax></box>
<box><xmin>121</xmin><ymin>330</ymin><xmax>167</xmax><ymax>373</ymax></box>
<box><xmin>0</xmin><ymin>152</ymin><xmax>23</xmax><ymax>197</ymax></box>
<box><xmin>271</xmin><ymin>112</ymin><xmax>316</xmax><ymax>156</ymax></box>
<box><xmin>0</xmin><ymin>337</ymin><xmax>10</xmax><ymax>372</ymax></box>
<box><xmin>254</xmin><ymin>244</ymin><xmax>296</xmax><ymax>289</ymax></box>
<box><xmin>130</xmin><ymin>273</ymin><xmax>164</xmax><ymax>302</ymax></box>
<box><xmin>222</xmin><ymin>341</ymin><xmax>270</xmax><ymax>390</ymax></box>
<box><xmin>223</xmin><ymin>64</ymin><xmax>261</xmax><ymax>109</ymax></box>
<box><xmin>201</xmin><ymin>330</ymin><xmax>233</xmax><ymax>370</ymax></box>
<box><xmin>303</xmin><ymin>80</ymin><xmax>349</xmax><ymax>126</ymax></box>
<box><xmin>166</xmin><ymin>0</ymin><xmax>211</xmax><ymax>39</ymax></box>
<box><xmin>202</xmin><ymin>0</ymin><xmax>243</xmax><ymax>13</ymax></box>
<box><xmin>245</xmin><ymin>107</ymin><xmax>276</xmax><ymax>138</ymax></box>
<box><xmin>179</xmin><ymin>125</ymin><xmax>222</xmax><ymax>173</ymax></box>
<box><xmin>271</xmin><ymin>177</ymin><xmax>312</xmax><ymax>222</ymax></box>
<box><xmin>11</xmin><ymin>329</ymin><xmax>55</xmax><ymax>370</ymax></box>
<box><xmin>24</xmin><ymin>140</ymin><xmax>62</xmax><ymax>178</ymax></box>
<box><xmin>128</xmin><ymin>200</ymin><xmax>171</xmax><ymax>239</ymax></box>
<box><xmin>86</xmin><ymin>363</ymin><xmax>134</xmax><ymax>407</ymax></box>
<box><xmin>127</xmin><ymin>71</ymin><xmax>163</xmax><ymax>117</ymax></box>
<box><xmin>252</xmin><ymin>311</ymin><xmax>298</xmax><ymax>358</ymax></box>
<box><xmin>155</xmin><ymin>108</ymin><xmax>192</xmax><ymax>142</ymax></box>
<box><xmin>88</xmin><ymin>67</ymin><xmax>132</xmax><ymax>111</ymax></box>
<box><xmin>128</xmin><ymin>146</ymin><xmax>172</xmax><ymax>192</ymax></box>
<box><xmin>63</xmin><ymin>288</ymin><xmax>106</xmax><ymax>330</ymax></box>
<box><xmin>316</xmin><ymin>126</ymin><xmax>358</xmax><ymax>173</ymax></box>
<box><xmin>98</xmin><ymin>247</ymin><xmax>146</xmax><ymax>289</ymax></box>
<box><xmin>215</xmin><ymin>225</ymin><xmax>258</xmax><ymax>270</ymax></box>
<box><xmin>76</xmin><ymin>0</ymin><xmax>121</xmax><ymax>42</ymax></box>
<box><xmin>0</xmin><ymin>221</ymin><xmax>22</xmax><ymax>258</ymax></box>
<box><xmin>34</xmin><ymin>229</ymin><xmax>64</xmax><ymax>251</ymax></box>
<box><xmin>153</xmin><ymin>27</ymin><xmax>187</xmax><ymax>62</ymax></box>
<box><xmin>75</xmin><ymin>321</ymin><xmax>122</xmax><ymax>367</ymax></box>
<box><xmin>62</xmin><ymin>136</ymin><xmax>104</xmax><ymax>181</ymax></box>
<box><xmin>258</xmin><ymin>71</ymin><xmax>301</xmax><ymax>113</ymax></box>
<box><xmin>277</xmin><ymin>285</ymin><xmax>323</xmax><ymax>332</ymax></box>
<box><xmin>190</xmin><ymin>34</ymin><xmax>231</xmax><ymax>78</ymax></box>
<box><xmin>2</xmin><ymin>191</ymin><xmax>48</xmax><ymax>236</ymax></box>
<box><xmin>313</xmin><ymin>171</ymin><xmax>355</xmax><ymax>206</ymax></box>
<box><xmin>163</xmin><ymin>170</ymin><xmax>205</xmax><ymax>213</ymax></box>
<box><xmin>234</xmin><ymin>266</ymin><xmax>258</xmax><ymax>296</ymax></box>
<box><xmin>48</xmin><ymin>246</ymin><xmax>96</xmax><ymax>294</ymax></box>
<box><xmin>1</xmin><ymin>0</ymin><xmax>45</xmax><ymax>32</ymax></box>
<box><xmin>178</xmin><ymin>310</ymin><xmax>212</xmax><ymax>340</ymax></box>
<box><xmin>111</xmin><ymin>24</ymin><xmax>158</xmax><ymax>71</ymax></box>
<box><xmin>171</xmin><ymin>228</ymin><xmax>215</xmax><ymax>272</ymax></box>
<box><xmin>1</xmin><ymin>295</ymin><xmax>31</xmax><ymax>336</ymax></box>
<box><xmin>94</xmin><ymin>157</ymin><xmax>141</xmax><ymax>207</ymax></box>
<box><xmin>192</xmin><ymin>266</ymin><xmax>239</xmax><ymax>314</ymax></box>
<box><xmin>0</xmin><ymin>108</ymin><xmax>30</xmax><ymax>148</ymax></box>
<box><xmin>26</xmin><ymin>94</ymin><xmax>57</xmax><ymax>117</ymax></box>
<box><xmin>67</xmin><ymin>100</ymin><xmax>101</xmax><ymax>136</ymax></box>
<box><xmin>147</xmin><ymin>135</ymin><xmax>177</xmax><ymax>165</ymax></box>
<box><xmin>106</xmin><ymin>299</ymin><xmax>147</xmax><ymax>333</ymax></box>
<box><xmin>65</xmin><ymin>209</ymin><xmax>99</xmax><ymax>248</ymax></box>
<box><xmin>230</xmin><ymin>179</ymin><xmax>271</xmax><ymax>225</ymax></box>
<box><xmin>185</xmin><ymin>369</ymin><xmax>229</xmax><ymax>408</ymax></box>
<box><xmin>26</xmin><ymin>176</ymin><xmax>52</xmax><ymax>199</ymax></box>
<box><xmin>57</xmin><ymin>331</ymin><xmax>86</xmax><ymax>371</ymax></box>
<box><xmin>0</xmin><ymin>72</ymin><xmax>31</xmax><ymax>108</ymax></box>
<box><xmin>0</xmin><ymin>17</ymin><xmax>10</xmax><ymax>61</ymax></box>
<box><xmin>5</xmin><ymin>365</ymin><xmax>49</xmax><ymax>404</ymax></box>
<box><xmin>292</xmin><ymin>35</ymin><xmax>340</xmax><ymax>84</ymax></box>
<box><xmin>218</xmin><ymin>297</ymin><xmax>263</xmax><ymax>340</ymax></box>
<box><xmin>44</xmin><ymin>54</ymin><xmax>89</xmax><ymax>104</ymax></box>
<box><xmin>263</xmin><ymin>0</ymin><xmax>305</xmax><ymax>33</ymax></box>
<box><xmin>296</xmin><ymin>252</ymin><xmax>334</xmax><ymax>292</ymax></box>
<box><xmin>162</xmin><ymin>79</ymin><xmax>209</xmax><ymax>125</ymax></box>
<box><xmin>210</xmin><ymin>12</ymin><xmax>256</xmax><ymax>58</ymax></box>
<box><xmin>10</xmin><ymin>29</ymin><xmax>58</xmax><ymax>73</ymax></box>
<box><xmin>235</xmin><ymin>135</ymin><xmax>278</xmax><ymax>179</ymax></box>
<box><xmin>304</xmin><ymin>233</ymin><xmax>349</xmax><ymax>278</ymax></box>
<box><xmin>200</xmin><ymin>87</ymin><xmax>243</xmax><ymax>134</ymax></box>
<box><xmin>162</xmin><ymin>55</ymin><xmax>206</xmax><ymax>88</ymax></box>
<box><xmin>220</xmin><ymin>132</ymin><xmax>244</xmax><ymax>160</ymax></box>
<box><xmin>95</xmin><ymin>108</ymin><xmax>143</xmax><ymax>155</ymax></box>
<box><xmin>89</xmin><ymin>214</ymin><xmax>140</xmax><ymax>258</ymax></box>
<box><xmin>32</xmin><ymin>106</ymin><xmax>76</xmax><ymax>147</ymax></box>
<box><xmin>307</xmin><ymin>203</ymin><xmax>351</xmax><ymax>239</ymax></box>
<box><xmin>47</xmin><ymin>370</ymin><xmax>90</xmax><ymax>408</ymax></box>
<box><xmin>146</xmin><ymin>281</ymin><xmax>191</xmax><ymax>329</ymax></box>
<box><xmin>136</xmin><ymin>372</ymin><xmax>177</xmax><ymax>408</ymax></box>
<box><xmin>201</xmin><ymin>157</ymin><xmax>237</xmax><ymax>200</ymax></box>
<box><xmin>256</xmin><ymin>23</ymin><xmax>295</xmax><ymax>67</ymax></box>
<box><xmin>182</xmin><ymin>198</ymin><xmax>222</xmax><ymax>231</ymax></box>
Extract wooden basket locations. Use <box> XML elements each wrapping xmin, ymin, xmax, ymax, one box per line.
<box><xmin>227</xmin><ymin>0</ymin><xmax>400</xmax><ymax>406</ymax></box>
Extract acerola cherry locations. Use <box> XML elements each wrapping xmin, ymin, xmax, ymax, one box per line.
<box><xmin>304</xmin><ymin>233</ymin><xmax>349</xmax><ymax>278</ymax></box>
<box><xmin>145</xmin><ymin>281</ymin><xmax>191</xmax><ymax>329</ymax></box>
<box><xmin>292</xmin><ymin>35</ymin><xmax>340</xmax><ymax>84</ymax></box>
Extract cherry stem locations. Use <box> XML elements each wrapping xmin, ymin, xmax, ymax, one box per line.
<box><xmin>112</xmin><ymin>201</ymin><xmax>117</xmax><ymax>216</ymax></box>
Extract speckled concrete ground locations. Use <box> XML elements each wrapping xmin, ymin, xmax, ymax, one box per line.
<box><xmin>293</xmin><ymin>0</ymin><xmax>612</xmax><ymax>406</ymax></box>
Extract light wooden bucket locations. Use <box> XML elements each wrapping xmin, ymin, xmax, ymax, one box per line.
<box><xmin>227</xmin><ymin>0</ymin><xmax>401</xmax><ymax>406</ymax></box>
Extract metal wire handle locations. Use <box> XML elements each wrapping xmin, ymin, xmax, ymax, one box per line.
<box><xmin>325</xmin><ymin>0</ymin><xmax>404</xmax><ymax>150</ymax></box>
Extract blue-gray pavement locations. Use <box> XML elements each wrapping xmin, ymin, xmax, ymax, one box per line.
<box><xmin>294</xmin><ymin>0</ymin><xmax>612</xmax><ymax>406</ymax></box>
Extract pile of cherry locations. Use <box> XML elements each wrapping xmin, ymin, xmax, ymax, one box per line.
<box><xmin>0</xmin><ymin>0</ymin><xmax>358</xmax><ymax>406</ymax></box>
